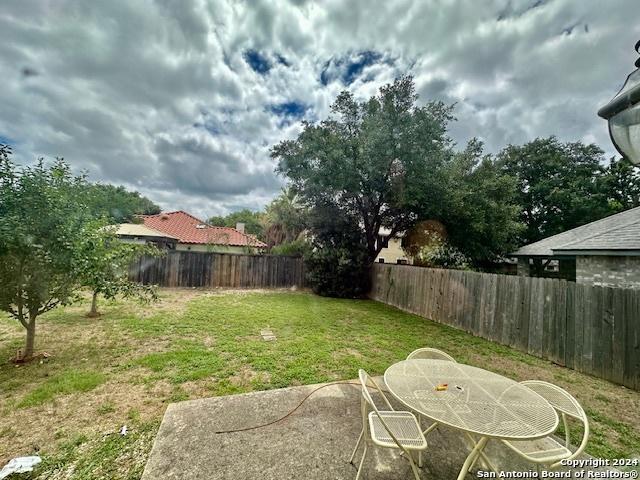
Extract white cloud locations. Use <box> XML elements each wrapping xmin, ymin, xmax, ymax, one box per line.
<box><xmin>0</xmin><ymin>0</ymin><xmax>638</xmax><ymax>219</ymax></box>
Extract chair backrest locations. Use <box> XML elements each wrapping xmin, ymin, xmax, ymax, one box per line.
<box><xmin>520</xmin><ymin>380</ymin><xmax>589</xmax><ymax>464</ymax></box>
<box><xmin>358</xmin><ymin>369</ymin><xmax>412</xmax><ymax>455</ymax></box>
<box><xmin>358</xmin><ymin>369</ymin><xmax>393</xmax><ymax>413</ymax></box>
<box><xmin>407</xmin><ymin>347</ymin><xmax>457</xmax><ymax>362</ymax></box>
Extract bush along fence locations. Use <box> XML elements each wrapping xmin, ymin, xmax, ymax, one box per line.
<box><xmin>129</xmin><ymin>251</ymin><xmax>306</xmax><ymax>289</ymax></box>
<box><xmin>370</xmin><ymin>263</ymin><xmax>640</xmax><ymax>391</ymax></box>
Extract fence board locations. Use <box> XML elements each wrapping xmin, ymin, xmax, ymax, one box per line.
<box><xmin>370</xmin><ymin>263</ymin><xmax>640</xmax><ymax>391</ymax></box>
<box><xmin>130</xmin><ymin>251</ymin><xmax>306</xmax><ymax>290</ymax></box>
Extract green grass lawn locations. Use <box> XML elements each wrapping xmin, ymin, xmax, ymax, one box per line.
<box><xmin>0</xmin><ymin>289</ymin><xmax>638</xmax><ymax>479</ymax></box>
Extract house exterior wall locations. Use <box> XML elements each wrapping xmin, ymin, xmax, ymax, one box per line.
<box><xmin>375</xmin><ymin>238</ymin><xmax>411</xmax><ymax>264</ymax></box>
<box><xmin>576</xmin><ymin>255</ymin><xmax>640</xmax><ymax>289</ymax></box>
<box><xmin>176</xmin><ymin>243</ymin><xmax>258</xmax><ymax>254</ymax></box>
<box><xmin>118</xmin><ymin>237</ymin><xmax>147</xmax><ymax>245</ymax></box>
<box><xmin>516</xmin><ymin>258</ymin><xmax>529</xmax><ymax>276</ymax></box>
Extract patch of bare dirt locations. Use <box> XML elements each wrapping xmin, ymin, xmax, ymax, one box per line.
<box><xmin>137</xmin><ymin>288</ymin><xmax>202</xmax><ymax>317</ymax></box>
<box><xmin>0</xmin><ymin>371</ymin><xmax>173</xmax><ymax>465</ymax></box>
<box><xmin>228</xmin><ymin>365</ymin><xmax>271</xmax><ymax>388</ymax></box>
<box><xmin>179</xmin><ymin>379</ymin><xmax>216</xmax><ymax>398</ymax></box>
<box><xmin>331</xmin><ymin>348</ymin><xmax>364</xmax><ymax>361</ymax></box>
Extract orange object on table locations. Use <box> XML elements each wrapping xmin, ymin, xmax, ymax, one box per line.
<box><xmin>435</xmin><ymin>383</ymin><xmax>448</xmax><ymax>391</ymax></box>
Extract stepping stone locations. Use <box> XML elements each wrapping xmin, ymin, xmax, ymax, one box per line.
<box><xmin>260</xmin><ymin>329</ymin><xmax>276</xmax><ymax>341</ymax></box>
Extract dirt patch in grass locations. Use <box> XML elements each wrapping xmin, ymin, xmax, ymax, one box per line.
<box><xmin>229</xmin><ymin>365</ymin><xmax>272</xmax><ymax>388</ymax></box>
<box><xmin>138</xmin><ymin>288</ymin><xmax>203</xmax><ymax>317</ymax></box>
<box><xmin>0</xmin><ymin>371</ymin><xmax>174</xmax><ymax>466</ymax></box>
<box><xmin>331</xmin><ymin>348</ymin><xmax>364</xmax><ymax>361</ymax></box>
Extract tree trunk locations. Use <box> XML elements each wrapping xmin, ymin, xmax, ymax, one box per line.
<box><xmin>24</xmin><ymin>314</ymin><xmax>37</xmax><ymax>359</ymax></box>
<box><xmin>89</xmin><ymin>291</ymin><xmax>99</xmax><ymax>317</ymax></box>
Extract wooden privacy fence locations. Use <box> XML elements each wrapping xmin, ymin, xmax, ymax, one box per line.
<box><xmin>370</xmin><ymin>263</ymin><xmax>640</xmax><ymax>390</ymax></box>
<box><xmin>129</xmin><ymin>251</ymin><xmax>306</xmax><ymax>289</ymax></box>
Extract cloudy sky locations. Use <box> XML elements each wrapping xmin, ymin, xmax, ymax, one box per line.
<box><xmin>1</xmin><ymin>0</ymin><xmax>639</xmax><ymax>219</ymax></box>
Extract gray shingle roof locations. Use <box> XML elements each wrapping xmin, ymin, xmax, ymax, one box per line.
<box><xmin>511</xmin><ymin>206</ymin><xmax>640</xmax><ymax>256</ymax></box>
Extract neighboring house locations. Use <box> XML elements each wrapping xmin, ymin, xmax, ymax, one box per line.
<box><xmin>375</xmin><ymin>228</ymin><xmax>411</xmax><ymax>265</ymax></box>
<box><xmin>511</xmin><ymin>206</ymin><xmax>640</xmax><ymax>288</ymax></box>
<box><xmin>112</xmin><ymin>223</ymin><xmax>178</xmax><ymax>249</ymax></box>
<box><xmin>138</xmin><ymin>211</ymin><xmax>267</xmax><ymax>254</ymax></box>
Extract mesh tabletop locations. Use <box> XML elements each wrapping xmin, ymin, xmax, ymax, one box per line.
<box><xmin>384</xmin><ymin>360</ymin><xmax>559</xmax><ymax>440</ymax></box>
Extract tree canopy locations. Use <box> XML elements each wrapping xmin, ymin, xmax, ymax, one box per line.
<box><xmin>0</xmin><ymin>146</ymin><xmax>159</xmax><ymax>359</ymax></box>
<box><xmin>0</xmin><ymin>148</ymin><xmax>92</xmax><ymax>358</ymax></box>
<box><xmin>602</xmin><ymin>156</ymin><xmax>640</xmax><ymax>212</ymax></box>
<box><xmin>83</xmin><ymin>183</ymin><xmax>160</xmax><ymax>223</ymax></box>
<box><xmin>208</xmin><ymin>209</ymin><xmax>264</xmax><ymax>240</ymax></box>
<box><xmin>273</xmin><ymin>76</ymin><xmax>454</xmax><ymax>264</ymax></box>
<box><xmin>262</xmin><ymin>188</ymin><xmax>308</xmax><ymax>250</ymax></box>
<box><xmin>75</xmin><ymin>222</ymin><xmax>160</xmax><ymax>316</ymax></box>
<box><xmin>498</xmin><ymin>137</ymin><xmax>640</xmax><ymax>245</ymax></box>
<box><xmin>440</xmin><ymin>139</ymin><xmax>522</xmax><ymax>263</ymax></box>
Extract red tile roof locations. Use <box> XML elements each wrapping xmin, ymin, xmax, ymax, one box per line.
<box><xmin>140</xmin><ymin>211</ymin><xmax>266</xmax><ymax>248</ymax></box>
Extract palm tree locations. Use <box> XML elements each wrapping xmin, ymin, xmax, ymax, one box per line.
<box><xmin>263</xmin><ymin>188</ymin><xmax>307</xmax><ymax>249</ymax></box>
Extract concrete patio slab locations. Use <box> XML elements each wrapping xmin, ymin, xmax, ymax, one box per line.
<box><xmin>141</xmin><ymin>380</ymin><xmax>609</xmax><ymax>480</ymax></box>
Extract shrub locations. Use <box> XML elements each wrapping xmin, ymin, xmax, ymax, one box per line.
<box><xmin>305</xmin><ymin>245</ymin><xmax>370</xmax><ymax>298</ymax></box>
<box><xmin>303</xmin><ymin>205</ymin><xmax>370</xmax><ymax>298</ymax></box>
<box><xmin>414</xmin><ymin>242</ymin><xmax>472</xmax><ymax>270</ymax></box>
<box><xmin>270</xmin><ymin>238</ymin><xmax>310</xmax><ymax>257</ymax></box>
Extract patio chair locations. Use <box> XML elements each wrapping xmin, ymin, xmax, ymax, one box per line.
<box><xmin>406</xmin><ymin>347</ymin><xmax>457</xmax><ymax>363</ymax></box>
<box><xmin>406</xmin><ymin>347</ymin><xmax>457</xmax><ymax>440</ymax></box>
<box><xmin>501</xmin><ymin>380</ymin><xmax>589</xmax><ymax>471</ymax></box>
<box><xmin>349</xmin><ymin>369</ymin><xmax>427</xmax><ymax>480</ymax></box>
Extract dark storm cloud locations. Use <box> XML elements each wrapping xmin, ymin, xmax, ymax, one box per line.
<box><xmin>154</xmin><ymin>134</ymin><xmax>279</xmax><ymax>198</ymax></box>
<box><xmin>0</xmin><ymin>0</ymin><xmax>638</xmax><ymax>218</ymax></box>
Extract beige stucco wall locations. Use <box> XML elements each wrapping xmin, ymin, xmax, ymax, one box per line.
<box><xmin>176</xmin><ymin>243</ymin><xmax>259</xmax><ymax>254</ymax></box>
<box><xmin>374</xmin><ymin>238</ymin><xmax>411</xmax><ymax>264</ymax></box>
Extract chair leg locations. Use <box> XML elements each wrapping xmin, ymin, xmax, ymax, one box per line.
<box><xmin>349</xmin><ymin>429</ymin><xmax>364</xmax><ymax>464</ymax></box>
<box><xmin>407</xmin><ymin>451</ymin><xmax>422</xmax><ymax>480</ymax></box>
<box><xmin>418</xmin><ymin>450</ymin><xmax>422</xmax><ymax>468</ymax></box>
<box><xmin>355</xmin><ymin>443</ymin><xmax>368</xmax><ymax>480</ymax></box>
<box><xmin>422</xmin><ymin>422</ymin><xmax>438</xmax><ymax>436</ymax></box>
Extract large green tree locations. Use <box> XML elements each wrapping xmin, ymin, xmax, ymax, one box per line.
<box><xmin>273</xmin><ymin>76</ymin><xmax>453</xmax><ymax>264</ymax></box>
<box><xmin>498</xmin><ymin>137</ymin><xmax>612</xmax><ymax>244</ymax></box>
<box><xmin>442</xmin><ymin>139</ymin><xmax>523</xmax><ymax>263</ymax></box>
<box><xmin>84</xmin><ymin>183</ymin><xmax>160</xmax><ymax>223</ymax></box>
<box><xmin>0</xmin><ymin>148</ymin><xmax>91</xmax><ymax>359</ymax></box>
<box><xmin>601</xmin><ymin>156</ymin><xmax>640</xmax><ymax>211</ymax></box>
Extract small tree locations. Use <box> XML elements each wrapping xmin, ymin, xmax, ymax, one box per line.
<box><xmin>0</xmin><ymin>147</ymin><xmax>90</xmax><ymax>359</ymax></box>
<box><xmin>75</xmin><ymin>222</ymin><xmax>161</xmax><ymax>317</ymax></box>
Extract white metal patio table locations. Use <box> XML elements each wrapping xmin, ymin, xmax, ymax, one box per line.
<box><xmin>384</xmin><ymin>359</ymin><xmax>559</xmax><ymax>480</ymax></box>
